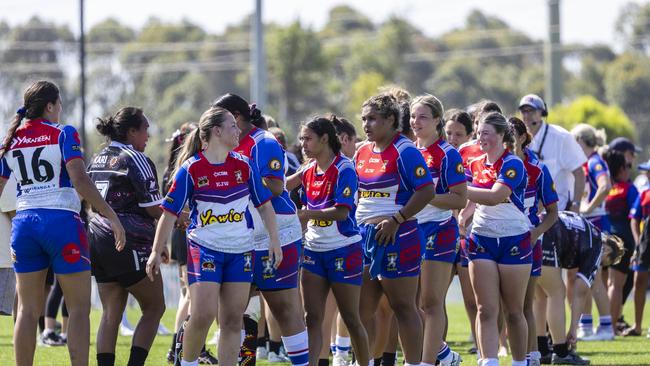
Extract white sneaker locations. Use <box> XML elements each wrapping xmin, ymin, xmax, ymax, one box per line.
<box><xmin>119</xmin><ymin>323</ymin><xmax>135</xmax><ymax>336</ymax></box>
<box><xmin>157</xmin><ymin>323</ymin><xmax>171</xmax><ymax>336</ymax></box>
<box><xmin>207</xmin><ymin>330</ymin><xmax>220</xmax><ymax>345</ymax></box>
<box><xmin>333</xmin><ymin>353</ymin><xmax>349</xmax><ymax>366</ymax></box>
<box><xmin>576</xmin><ymin>326</ymin><xmax>593</xmax><ymax>340</ymax></box>
<box><xmin>268</xmin><ymin>351</ymin><xmax>290</xmax><ymax>363</ymax></box>
<box><xmin>498</xmin><ymin>345</ymin><xmax>508</xmax><ymax>357</ymax></box>
<box><xmin>440</xmin><ymin>351</ymin><xmax>462</xmax><ymax>366</ymax></box>
<box><xmin>529</xmin><ymin>359</ymin><xmax>541</xmax><ymax>366</ymax></box>
<box><xmin>257</xmin><ymin>346</ymin><xmax>269</xmax><ymax>360</ymax></box>
<box><xmin>582</xmin><ymin>326</ymin><xmax>614</xmax><ymax>341</ymax></box>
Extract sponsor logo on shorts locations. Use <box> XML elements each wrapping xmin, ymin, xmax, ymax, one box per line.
<box><xmin>510</xmin><ymin>246</ymin><xmax>520</xmax><ymax>256</ymax></box>
<box><xmin>62</xmin><ymin>243</ymin><xmax>81</xmax><ymax>264</ymax></box>
<box><xmin>386</xmin><ymin>253</ymin><xmax>398</xmax><ymax>271</ymax></box>
<box><xmin>302</xmin><ymin>255</ymin><xmax>315</xmax><ymax>265</ymax></box>
<box><xmin>426</xmin><ymin>234</ymin><xmax>436</xmax><ymax>250</ymax></box>
<box><xmin>335</xmin><ymin>258</ymin><xmax>345</xmax><ymax>272</ymax></box>
<box><xmin>201</xmin><ymin>258</ymin><xmax>216</xmax><ymax>272</ymax></box>
<box><xmin>243</xmin><ymin>252</ymin><xmax>253</xmax><ymax>272</ymax></box>
<box><xmin>262</xmin><ymin>256</ymin><xmax>275</xmax><ymax>279</ymax></box>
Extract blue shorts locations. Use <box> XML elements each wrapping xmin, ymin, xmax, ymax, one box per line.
<box><xmin>254</xmin><ymin>240</ymin><xmax>301</xmax><ymax>291</ymax></box>
<box><xmin>421</xmin><ymin>217</ymin><xmax>460</xmax><ymax>263</ymax></box>
<box><xmin>531</xmin><ymin>239</ymin><xmax>542</xmax><ymax>277</ymax></box>
<box><xmin>361</xmin><ymin>220</ymin><xmax>424</xmax><ymax>279</ymax></box>
<box><xmin>302</xmin><ymin>242</ymin><xmax>363</xmax><ymax>285</ymax></box>
<box><xmin>632</xmin><ymin>263</ymin><xmax>649</xmax><ymax>272</ymax></box>
<box><xmin>457</xmin><ymin>237</ymin><xmax>469</xmax><ymax>268</ymax></box>
<box><xmin>586</xmin><ymin>215</ymin><xmax>610</xmax><ymax>233</ymax></box>
<box><xmin>11</xmin><ymin>209</ymin><xmax>90</xmax><ymax>274</ymax></box>
<box><xmin>187</xmin><ymin>240</ymin><xmax>254</xmax><ymax>285</ymax></box>
<box><xmin>467</xmin><ymin>232</ymin><xmax>532</xmax><ymax>265</ymax></box>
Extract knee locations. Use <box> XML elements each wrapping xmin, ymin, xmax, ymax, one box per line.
<box><xmin>476</xmin><ymin>304</ymin><xmax>497</xmax><ymax>322</ymax></box>
<box><xmin>420</xmin><ymin>297</ymin><xmax>444</xmax><ymax>316</ymax></box>
<box><xmin>305</xmin><ymin>309</ymin><xmax>324</xmax><ymax>328</ymax></box>
<box><xmin>389</xmin><ymin>299</ymin><xmax>417</xmax><ymax>318</ymax></box>
<box><xmin>190</xmin><ymin>310</ymin><xmax>217</xmax><ymax>329</ymax></box>
<box><xmin>338</xmin><ymin>307</ymin><xmax>363</xmax><ymax>329</ymax></box>
<box><xmin>143</xmin><ymin>300</ymin><xmax>166</xmax><ymax>320</ymax></box>
<box><xmin>219</xmin><ymin>313</ymin><xmax>242</xmax><ymax>333</ymax></box>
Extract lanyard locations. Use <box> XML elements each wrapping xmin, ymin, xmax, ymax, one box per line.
<box><xmin>535</xmin><ymin>123</ymin><xmax>550</xmax><ymax>160</ymax></box>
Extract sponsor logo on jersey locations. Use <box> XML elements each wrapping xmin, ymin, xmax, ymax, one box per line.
<box><xmin>386</xmin><ymin>253</ymin><xmax>398</xmax><ymax>271</ymax></box>
<box><xmin>415</xmin><ymin>166</ymin><xmax>426</xmax><ymax>177</ymax></box>
<box><xmin>71</xmin><ymin>145</ymin><xmax>80</xmax><ymax>151</ymax></box>
<box><xmin>165</xmin><ymin>196</ymin><xmax>174</xmax><ymax>204</ymax></box>
<box><xmin>269</xmin><ymin>159</ymin><xmax>281</xmax><ymax>171</ymax></box>
<box><xmin>505</xmin><ymin>168</ymin><xmax>517</xmax><ymax>179</ymax></box>
<box><xmin>595</xmin><ymin>163</ymin><xmax>603</xmax><ymax>172</ymax></box>
<box><xmin>213</xmin><ymin>171</ymin><xmax>228</xmax><ymax>177</ymax></box>
<box><xmin>109</xmin><ymin>157</ymin><xmax>119</xmax><ymax>168</ymax></box>
<box><xmin>359</xmin><ymin>190</ymin><xmax>390</xmax><ymax>198</ymax></box>
<box><xmin>62</xmin><ymin>243</ymin><xmax>81</xmax><ymax>264</ymax></box>
<box><xmin>310</xmin><ymin>219</ymin><xmax>333</xmax><ymax>227</ymax></box>
<box><xmin>234</xmin><ymin>170</ymin><xmax>244</xmax><ymax>183</ymax></box>
<box><xmin>10</xmin><ymin>134</ymin><xmax>51</xmax><ymax>148</ymax></box>
<box><xmin>10</xmin><ymin>249</ymin><xmax>16</xmax><ymax>263</ymax></box>
<box><xmin>201</xmin><ymin>258</ymin><xmax>216</xmax><ymax>272</ymax></box>
<box><xmin>342</xmin><ymin>186</ymin><xmax>352</xmax><ymax>197</ymax></box>
<box><xmin>199</xmin><ymin>209</ymin><xmax>246</xmax><ymax>226</ymax></box>
<box><xmin>335</xmin><ymin>258</ymin><xmax>345</xmax><ymax>272</ymax></box>
<box><xmin>357</xmin><ymin>160</ymin><xmax>365</xmax><ymax>169</ymax></box>
<box><xmin>456</xmin><ymin>162</ymin><xmax>464</xmax><ymax>174</ymax></box>
<box><xmin>198</xmin><ymin>176</ymin><xmax>209</xmax><ymax>188</ymax></box>
<box><xmin>380</xmin><ymin>160</ymin><xmax>388</xmax><ymax>172</ymax></box>
<box><xmin>243</xmin><ymin>252</ymin><xmax>253</xmax><ymax>272</ymax></box>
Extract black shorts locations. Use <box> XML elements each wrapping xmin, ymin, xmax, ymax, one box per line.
<box><xmin>88</xmin><ymin>226</ymin><xmax>149</xmax><ymax>288</ymax></box>
<box><xmin>541</xmin><ymin>220</ymin><xmax>602</xmax><ymax>286</ymax></box>
<box><xmin>170</xmin><ymin>228</ymin><xmax>187</xmax><ymax>266</ymax></box>
<box><xmin>609</xmin><ymin>220</ymin><xmax>634</xmax><ymax>273</ymax></box>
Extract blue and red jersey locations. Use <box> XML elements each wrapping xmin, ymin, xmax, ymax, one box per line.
<box><xmin>523</xmin><ymin>149</ymin><xmax>558</xmax><ymax>227</ymax></box>
<box><xmin>606</xmin><ymin>180</ymin><xmax>638</xmax><ymax>222</ymax></box>
<box><xmin>0</xmin><ymin>119</ymin><xmax>83</xmax><ymax>212</ymax></box>
<box><xmin>630</xmin><ymin>188</ymin><xmax>650</xmax><ymax>221</ymax></box>
<box><xmin>354</xmin><ymin>134</ymin><xmax>433</xmax><ymax>224</ymax></box>
<box><xmin>415</xmin><ymin>137</ymin><xmax>466</xmax><ymax>223</ymax></box>
<box><xmin>468</xmin><ymin>150</ymin><xmax>529</xmax><ymax>237</ymax></box>
<box><xmin>161</xmin><ymin>151</ymin><xmax>271</xmax><ymax>253</ymax></box>
<box><xmin>582</xmin><ymin>152</ymin><xmax>609</xmax><ymax>218</ymax></box>
<box><xmin>300</xmin><ymin>154</ymin><xmax>361</xmax><ymax>251</ymax></box>
<box><xmin>459</xmin><ymin>139</ymin><xmax>483</xmax><ymax>182</ymax></box>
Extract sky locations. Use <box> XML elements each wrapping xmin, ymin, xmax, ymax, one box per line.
<box><xmin>0</xmin><ymin>0</ymin><xmax>639</xmax><ymax>48</ymax></box>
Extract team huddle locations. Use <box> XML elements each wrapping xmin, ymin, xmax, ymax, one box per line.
<box><xmin>0</xmin><ymin>80</ymin><xmax>648</xmax><ymax>366</ymax></box>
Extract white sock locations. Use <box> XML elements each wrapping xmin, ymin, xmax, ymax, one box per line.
<box><xmin>404</xmin><ymin>363</ymin><xmax>421</xmax><ymax>366</ymax></box>
<box><xmin>368</xmin><ymin>358</ymin><xmax>374</xmax><ymax>366</ymax></box>
<box><xmin>483</xmin><ymin>358</ymin><xmax>498</xmax><ymax>366</ymax></box>
<box><xmin>529</xmin><ymin>351</ymin><xmax>541</xmax><ymax>361</ymax></box>
<box><xmin>335</xmin><ymin>335</ymin><xmax>351</xmax><ymax>357</ymax></box>
<box><xmin>512</xmin><ymin>360</ymin><xmax>527</xmax><ymax>366</ymax></box>
<box><xmin>421</xmin><ymin>362</ymin><xmax>436</xmax><ymax>366</ymax></box>
<box><xmin>281</xmin><ymin>329</ymin><xmax>309</xmax><ymax>366</ymax></box>
<box><xmin>180</xmin><ymin>360</ymin><xmax>199</xmax><ymax>366</ymax></box>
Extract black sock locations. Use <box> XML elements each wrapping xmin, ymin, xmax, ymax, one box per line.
<box><xmin>97</xmin><ymin>353</ymin><xmax>116</xmax><ymax>366</ymax></box>
<box><xmin>374</xmin><ymin>357</ymin><xmax>382</xmax><ymax>366</ymax></box>
<box><xmin>257</xmin><ymin>337</ymin><xmax>267</xmax><ymax>348</ymax></box>
<box><xmin>381</xmin><ymin>352</ymin><xmax>396</xmax><ymax>366</ymax></box>
<box><xmin>170</xmin><ymin>333</ymin><xmax>177</xmax><ymax>351</ymax></box>
<box><xmin>553</xmin><ymin>342</ymin><xmax>569</xmax><ymax>358</ymax></box>
<box><xmin>269</xmin><ymin>340</ymin><xmax>282</xmax><ymax>354</ymax></box>
<box><xmin>201</xmin><ymin>344</ymin><xmax>207</xmax><ymax>353</ymax></box>
<box><xmin>537</xmin><ymin>336</ymin><xmax>550</xmax><ymax>355</ymax></box>
<box><xmin>318</xmin><ymin>359</ymin><xmax>329</xmax><ymax>366</ymax></box>
<box><xmin>127</xmin><ymin>346</ymin><xmax>149</xmax><ymax>366</ymax></box>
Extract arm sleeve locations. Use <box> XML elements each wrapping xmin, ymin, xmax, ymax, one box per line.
<box><xmin>334</xmin><ymin>166</ymin><xmax>358</xmax><ymax>209</ymax></box>
<box><xmin>630</xmin><ymin>192</ymin><xmax>643</xmax><ymax>220</ymax></box>
<box><xmin>496</xmin><ymin>158</ymin><xmax>525</xmax><ymax>191</ymax></box>
<box><xmin>160</xmin><ymin>165</ymin><xmax>193</xmax><ymax>216</ymax></box>
<box><xmin>254</xmin><ymin>138</ymin><xmax>286</xmax><ymax>181</ymax></box>
<box><xmin>588</xmin><ymin>157</ymin><xmax>609</xmax><ymax>181</ymax></box>
<box><xmin>399</xmin><ymin>146</ymin><xmax>433</xmax><ymax>191</ymax></box>
<box><xmin>127</xmin><ymin>156</ymin><xmax>164</xmax><ymax>208</ymax></box>
<box><xmin>539</xmin><ymin>164</ymin><xmax>559</xmax><ymax>206</ymax></box>
<box><xmin>60</xmin><ymin>125</ymin><xmax>84</xmax><ymax>162</ymax></box>
<box><xmin>444</xmin><ymin>149</ymin><xmax>467</xmax><ymax>188</ymax></box>
<box><xmin>248</xmin><ymin>160</ymin><xmax>273</xmax><ymax>207</ymax></box>
<box><xmin>627</xmin><ymin>185</ymin><xmax>639</xmax><ymax>210</ymax></box>
<box><xmin>0</xmin><ymin>157</ymin><xmax>9</xmax><ymax>179</ymax></box>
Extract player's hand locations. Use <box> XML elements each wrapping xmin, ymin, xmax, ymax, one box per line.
<box><xmin>375</xmin><ymin>218</ymin><xmax>398</xmax><ymax>246</ymax></box>
<box><xmin>110</xmin><ymin>219</ymin><xmax>126</xmax><ymax>252</ymax></box>
<box><xmin>161</xmin><ymin>245</ymin><xmax>170</xmax><ymax>264</ymax></box>
<box><xmin>530</xmin><ymin>227</ymin><xmax>541</xmax><ymax>244</ymax></box>
<box><xmin>146</xmin><ymin>252</ymin><xmax>162</xmax><ymax>282</ymax></box>
<box><xmin>297</xmin><ymin>209</ymin><xmax>309</xmax><ymax>231</ymax></box>
<box><xmin>269</xmin><ymin>240</ymin><xmax>283</xmax><ymax>269</ymax></box>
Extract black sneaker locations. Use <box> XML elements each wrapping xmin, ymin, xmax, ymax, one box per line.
<box><xmin>540</xmin><ymin>352</ymin><xmax>552</xmax><ymax>364</ymax></box>
<box><xmin>551</xmin><ymin>351</ymin><xmax>590</xmax><ymax>365</ymax></box>
<box><xmin>167</xmin><ymin>348</ymin><xmax>175</xmax><ymax>364</ymax></box>
<box><xmin>199</xmin><ymin>348</ymin><xmax>219</xmax><ymax>365</ymax></box>
<box><xmin>40</xmin><ymin>331</ymin><xmax>65</xmax><ymax>347</ymax></box>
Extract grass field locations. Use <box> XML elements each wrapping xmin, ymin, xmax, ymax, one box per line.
<box><xmin>1</xmin><ymin>302</ymin><xmax>649</xmax><ymax>365</ymax></box>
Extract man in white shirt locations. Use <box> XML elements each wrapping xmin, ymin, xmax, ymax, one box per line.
<box><xmin>0</xmin><ymin>174</ymin><xmax>16</xmax><ymax>316</ymax></box>
<box><xmin>519</xmin><ymin>94</ymin><xmax>586</xmax><ymax>211</ymax></box>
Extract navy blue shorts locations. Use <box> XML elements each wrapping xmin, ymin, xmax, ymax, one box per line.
<box><xmin>11</xmin><ymin>209</ymin><xmax>90</xmax><ymax>274</ymax></box>
<box><xmin>421</xmin><ymin>217</ymin><xmax>460</xmax><ymax>263</ymax></box>
<box><xmin>467</xmin><ymin>232</ymin><xmax>532</xmax><ymax>265</ymax></box>
<box><xmin>186</xmin><ymin>240</ymin><xmax>254</xmax><ymax>285</ymax></box>
<box><xmin>302</xmin><ymin>241</ymin><xmax>363</xmax><ymax>285</ymax></box>
<box><xmin>253</xmin><ymin>240</ymin><xmax>301</xmax><ymax>291</ymax></box>
<box><xmin>361</xmin><ymin>220</ymin><xmax>424</xmax><ymax>279</ymax></box>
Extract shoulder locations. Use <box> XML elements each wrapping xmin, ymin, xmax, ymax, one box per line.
<box><xmin>334</xmin><ymin>155</ymin><xmax>356</xmax><ymax>174</ymax></box>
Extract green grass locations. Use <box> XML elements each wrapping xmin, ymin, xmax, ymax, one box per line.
<box><xmin>1</xmin><ymin>302</ymin><xmax>649</xmax><ymax>365</ymax></box>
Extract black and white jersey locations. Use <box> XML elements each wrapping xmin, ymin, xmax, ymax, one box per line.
<box><xmin>87</xmin><ymin>141</ymin><xmax>162</xmax><ymax>247</ymax></box>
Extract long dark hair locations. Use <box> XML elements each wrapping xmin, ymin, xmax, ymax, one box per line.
<box><xmin>303</xmin><ymin>115</ymin><xmax>343</xmax><ymax>155</ymax></box>
<box><xmin>213</xmin><ymin>93</ymin><xmax>265</xmax><ymax>128</ymax></box>
<box><xmin>508</xmin><ymin>116</ymin><xmax>532</xmax><ymax>149</ymax></box>
<box><xmin>1</xmin><ymin>80</ymin><xmax>60</xmax><ymax>158</ymax></box>
<box><xmin>163</xmin><ymin>122</ymin><xmax>197</xmax><ymax>193</ymax></box>
<box><xmin>96</xmin><ymin>107</ymin><xmax>145</xmax><ymax>143</ymax></box>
